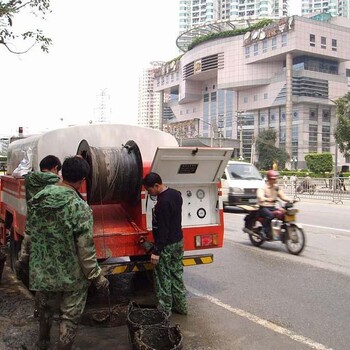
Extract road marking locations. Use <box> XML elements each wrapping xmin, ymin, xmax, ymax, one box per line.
<box><xmin>187</xmin><ymin>286</ymin><xmax>333</xmax><ymax>350</ymax></box>
<box><xmin>301</xmin><ymin>223</ymin><xmax>350</xmax><ymax>233</ymax></box>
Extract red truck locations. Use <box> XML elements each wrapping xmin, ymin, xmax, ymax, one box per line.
<box><xmin>0</xmin><ymin>124</ymin><xmax>232</xmax><ymax>276</ymax></box>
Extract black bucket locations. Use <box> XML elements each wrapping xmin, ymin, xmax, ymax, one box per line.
<box><xmin>127</xmin><ymin>302</ymin><xmax>170</xmax><ymax>349</ymax></box>
<box><xmin>134</xmin><ymin>324</ymin><xmax>183</xmax><ymax>350</ymax></box>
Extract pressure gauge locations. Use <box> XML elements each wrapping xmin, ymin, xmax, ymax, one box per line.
<box><xmin>186</xmin><ymin>190</ymin><xmax>192</xmax><ymax>197</ymax></box>
<box><xmin>196</xmin><ymin>189</ymin><xmax>205</xmax><ymax>200</ymax></box>
<box><xmin>197</xmin><ymin>208</ymin><xmax>206</xmax><ymax>219</ymax></box>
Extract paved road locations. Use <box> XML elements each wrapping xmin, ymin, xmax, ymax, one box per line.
<box><xmin>1</xmin><ymin>199</ymin><xmax>349</xmax><ymax>349</ymax></box>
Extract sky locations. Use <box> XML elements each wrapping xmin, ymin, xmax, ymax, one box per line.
<box><xmin>0</xmin><ymin>0</ymin><xmax>180</xmax><ymax>136</ymax></box>
<box><xmin>0</xmin><ymin>0</ymin><xmax>302</xmax><ymax>137</ymax></box>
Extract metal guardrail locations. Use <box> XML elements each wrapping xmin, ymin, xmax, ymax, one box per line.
<box><xmin>278</xmin><ymin>177</ymin><xmax>350</xmax><ymax>204</ymax></box>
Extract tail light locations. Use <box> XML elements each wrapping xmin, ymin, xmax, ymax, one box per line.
<box><xmin>195</xmin><ymin>234</ymin><xmax>218</xmax><ymax>248</ymax></box>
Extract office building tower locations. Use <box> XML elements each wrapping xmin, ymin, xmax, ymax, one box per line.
<box><xmin>301</xmin><ymin>0</ymin><xmax>349</xmax><ymax>19</ymax></box>
<box><xmin>154</xmin><ymin>14</ymin><xmax>350</xmax><ymax>167</ymax></box>
<box><xmin>137</xmin><ymin>63</ymin><xmax>162</xmax><ymax>129</ymax></box>
<box><xmin>179</xmin><ymin>0</ymin><xmax>289</xmax><ymax>33</ymax></box>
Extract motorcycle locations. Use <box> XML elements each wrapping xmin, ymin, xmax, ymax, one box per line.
<box><xmin>241</xmin><ymin>200</ymin><xmax>305</xmax><ymax>255</ymax></box>
<box><xmin>296</xmin><ymin>181</ymin><xmax>316</xmax><ymax>194</ymax></box>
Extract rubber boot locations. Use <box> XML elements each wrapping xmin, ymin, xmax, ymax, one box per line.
<box><xmin>57</xmin><ymin>320</ymin><xmax>78</xmax><ymax>350</ymax></box>
<box><xmin>36</xmin><ymin>311</ymin><xmax>52</xmax><ymax>350</ymax></box>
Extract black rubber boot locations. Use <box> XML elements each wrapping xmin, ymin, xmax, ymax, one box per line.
<box><xmin>36</xmin><ymin>313</ymin><xmax>52</xmax><ymax>350</ymax></box>
<box><xmin>57</xmin><ymin>320</ymin><xmax>78</xmax><ymax>350</ymax></box>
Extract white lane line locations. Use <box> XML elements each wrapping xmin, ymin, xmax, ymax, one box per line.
<box><xmin>187</xmin><ymin>286</ymin><xmax>333</xmax><ymax>350</ymax></box>
<box><xmin>301</xmin><ymin>223</ymin><xmax>350</xmax><ymax>233</ymax></box>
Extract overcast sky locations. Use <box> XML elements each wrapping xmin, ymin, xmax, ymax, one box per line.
<box><xmin>1</xmin><ymin>0</ymin><xmax>302</xmax><ymax>137</ymax></box>
<box><xmin>0</xmin><ymin>0</ymin><xmax>180</xmax><ymax>136</ymax></box>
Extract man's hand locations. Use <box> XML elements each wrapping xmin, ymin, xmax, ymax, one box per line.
<box><xmin>92</xmin><ymin>274</ymin><xmax>110</xmax><ymax>290</ymax></box>
<box><xmin>151</xmin><ymin>253</ymin><xmax>160</xmax><ymax>265</ymax></box>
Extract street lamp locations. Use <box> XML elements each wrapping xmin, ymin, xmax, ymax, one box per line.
<box><xmin>291</xmin><ymin>156</ymin><xmax>297</xmax><ymax>170</ymax></box>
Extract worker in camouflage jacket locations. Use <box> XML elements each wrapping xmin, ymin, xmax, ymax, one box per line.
<box><xmin>27</xmin><ymin>156</ymin><xmax>109</xmax><ymax>350</ymax></box>
<box><xmin>15</xmin><ymin>155</ymin><xmax>62</xmax><ymax>286</ymax></box>
<box><xmin>142</xmin><ymin>172</ymin><xmax>188</xmax><ymax>316</ymax></box>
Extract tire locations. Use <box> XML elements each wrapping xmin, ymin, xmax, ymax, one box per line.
<box><xmin>309</xmin><ymin>185</ymin><xmax>316</xmax><ymax>195</ymax></box>
<box><xmin>285</xmin><ymin>224</ymin><xmax>305</xmax><ymax>255</ymax></box>
<box><xmin>248</xmin><ymin>224</ymin><xmax>265</xmax><ymax>247</ymax></box>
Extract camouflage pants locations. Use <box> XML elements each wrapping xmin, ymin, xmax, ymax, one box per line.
<box><xmin>36</xmin><ymin>288</ymin><xmax>88</xmax><ymax>350</ymax></box>
<box><xmin>19</xmin><ymin>233</ymin><xmax>31</xmax><ymax>264</ymax></box>
<box><xmin>153</xmin><ymin>239</ymin><xmax>188</xmax><ymax>315</ymax></box>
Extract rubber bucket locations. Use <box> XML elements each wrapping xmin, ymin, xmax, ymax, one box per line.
<box><xmin>127</xmin><ymin>301</ymin><xmax>170</xmax><ymax>350</ymax></box>
<box><xmin>134</xmin><ymin>324</ymin><xmax>183</xmax><ymax>350</ymax></box>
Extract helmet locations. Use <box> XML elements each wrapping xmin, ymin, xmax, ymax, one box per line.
<box><xmin>266</xmin><ymin>169</ymin><xmax>278</xmax><ymax>180</ymax></box>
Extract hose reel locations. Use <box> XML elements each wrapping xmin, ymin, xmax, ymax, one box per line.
<box><xmin>77</xmin><ymin>139</ymin><xmax>143</xmax><ymax>205</ymax></box>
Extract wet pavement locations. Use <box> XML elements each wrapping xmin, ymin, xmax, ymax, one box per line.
<box><xmin>0</xmin><ymin>259</ymin><xmax>315</xmax><ymax>350</ymax></box>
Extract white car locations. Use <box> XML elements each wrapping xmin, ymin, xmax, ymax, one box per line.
<box><xmin>221</xmin><ymin>160</ymin><xmax>265</xmax><ymax>208</ymax></box>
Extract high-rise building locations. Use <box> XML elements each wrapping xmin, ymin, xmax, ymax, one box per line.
<box><xmin>137</xmin><ymin>63</ymin><xmax>162</xmax><ymax>129</ymax></box>
<box><xmin>179</xmin><ymin>0</ymin><xmax>289</xmax><ymax>33</ymax></box>
<box><xmin>154</xmin><ymin>14</ymin><xmax>350</xmax><ymax>167</ymax></box>
<box><xmin>301</xmin><ymin>0</ymin><xmax>349</xmax><ymax>19</ymax></box>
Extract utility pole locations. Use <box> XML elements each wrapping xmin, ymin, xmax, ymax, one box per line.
<box><xmin>285</xmin><ymin>53</ymin><xmax>293</xmax><ymax>169</ymax></box>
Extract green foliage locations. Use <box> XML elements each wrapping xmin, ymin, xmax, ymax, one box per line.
<box><xmin>187</xmin><ymin>18</ymin><xmax>274</xmax><ymax>51</ymax></box>
<box><xmin>255</xmin><ymin>128</ymin><xmax>289</xmax><ymax>170</ymax></box>
<box><xmin>0</xmin><ymin>0</ymin><xmax>52</xmax><ymax>54</ymax></box>
<box><xmin>304</xmin><ymin>153</ymin><xmax>333</xmax><ymax>173</ymax></box>
<box><xmin>334</xmin><ymin>92</ymin><xmax>350</xmax><ymax>157</ymax></box>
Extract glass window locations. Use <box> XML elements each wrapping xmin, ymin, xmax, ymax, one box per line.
<box><xmin>322</xmin><ymin>125</ymin><xmax>330</xmax><ymax>152</ymax></box>
<box><xmin>321</xmin><ymin>36</ymin><xmax>326</xmax><ymax>49</ymax></box>
<box><xmin>322</xmin><ymin>109</ymin><xmax>330</xmax><ymax>122</ymax></box>
<box><xmin>245</xmin><ymin>46</ymin><xmax>250</xmax><ymax>58</ymax></box>
<box><xmin>281</xmin><ymin>33</ymin><xmax>287</xmax><ymax>47</ymax></box>
<box><xmin>310</xmin><ymin>34</ymin><xmax>315</xmax><ymax>47</ymax></box>
<box><xmin>254</xmin><ymin>95</ymin><xmax>258</xmax><ymax>101</ymax></box>
<box><xmin>309</xmin><ymin>124</ymin><xmax>318</xmax><ymax>152</ymax></box>
<box><xmin>309</xmin><ymin>108</ymin><xmax>318</xmax><ymax>121</ymax></box>
<box><xmin>263</xmin><ymin>40</ymin><xmax>268</xmax><ymax>53</ymax></box>
<box><xmin>272</xmin><ymin>37</ymin><xmax>277</xmax><ymax>50</ymax></box>
<box><xmin>264</xmin><ymin>93</ymin><xmax>268</xmax><ymax>99</ymax></box>
<box><xmin>332</xmin><ymin>39</ymin><xmax>337</xmax><ymax>51</ymax></box>
<box><xmin>243</xmin><ymin>96</ymin><xmax>248</xmax><ymax>103</ymax></box>
<box><xmin>254</xmin><ymin>43</ymin><xmax>258</xmax><ymax>56</ymax></box>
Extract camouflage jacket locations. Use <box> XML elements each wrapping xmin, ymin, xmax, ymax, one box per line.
<box><xmin>25</xmin><ymin>171</ymin><xmax>61</xmax><ymax>236</ymax></box>
<box><xmin>25</xmin><ymin>171</ymin><xmax>61</xmax><ymax>202</ymax></box>
<box><xmin>28</xmin><ymin>184</ymin><xmax>101</xmax><ymax>291</ymax></box>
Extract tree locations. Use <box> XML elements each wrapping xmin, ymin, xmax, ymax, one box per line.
<box><xmin>334</xmin><ymin>92</ymin><xmax>350</xmax><ymax>157</ymax></box>
<box><xmin>0</xmin><ymin>0</ymin><xmax>52</xmax><ymax>54</ymax></box>
<box><xmin>256</xmin><ymin>128</ymin><xmax>289</xmax><ymax>170</ymax></box>
<box><xmin>304</xmin><ymin>153</ymin><xmax>333</xmax><ymax>174</ymax></box>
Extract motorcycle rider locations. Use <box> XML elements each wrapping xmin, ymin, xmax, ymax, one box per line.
<box><xmin>257</xmin><ymin>170</ymin><xmax>293</xmax><ymax>239</ymax></box>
